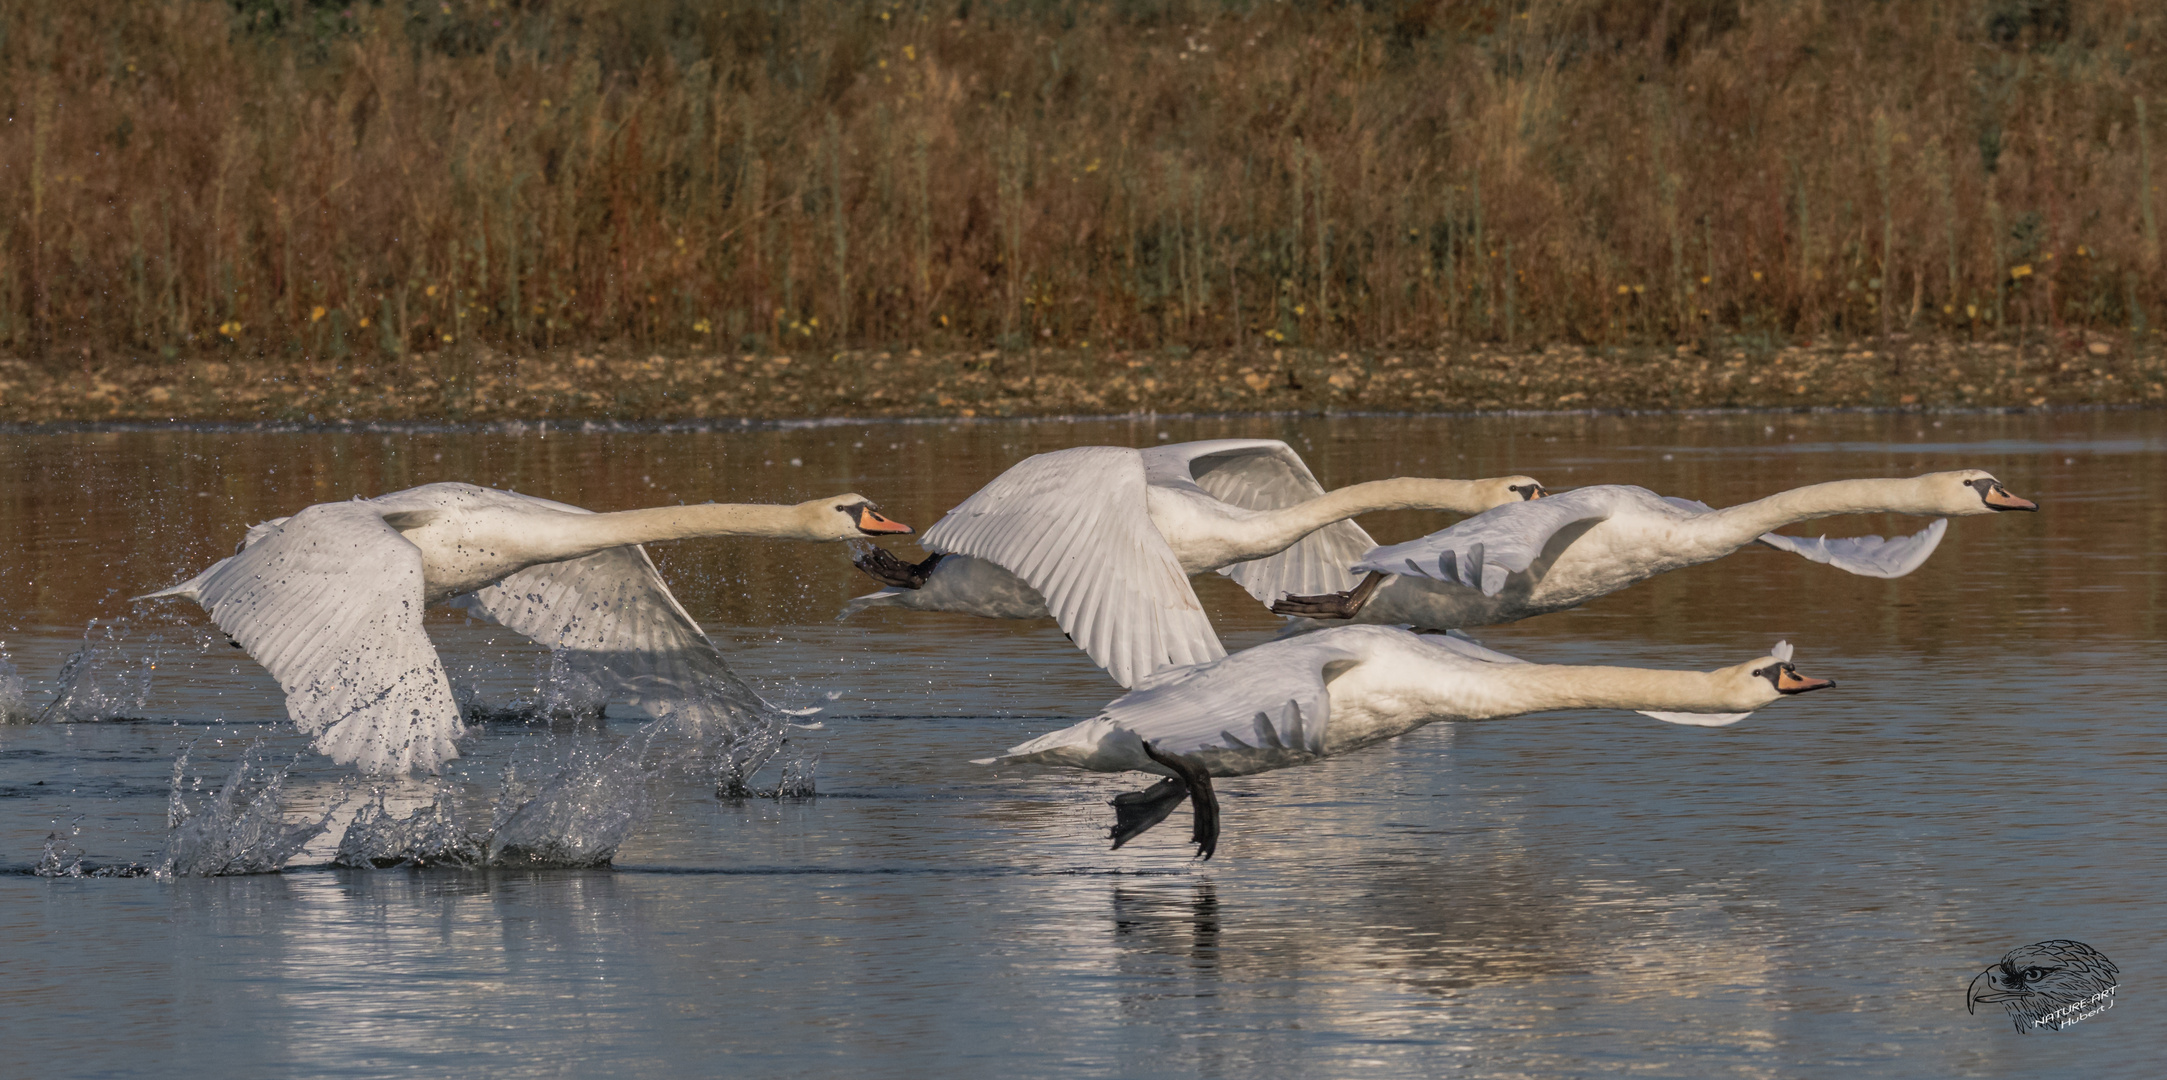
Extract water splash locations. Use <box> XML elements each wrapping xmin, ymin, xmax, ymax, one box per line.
<box><xmin>333</xmin><ymin>781</ymin><xmax>486</xmax><ymax>868</ymax></box>
<box><xmin>329</xmin><ymin>726</ymin><xmax>662</xmax><ymax>869</ymax></box>
<box><xmin>34</xmin><ymin>816</ymin><xmax>90</xmax><ymax>877</ymax></box>
<box><xmin>452</xmin><ymin>650</ymin><xmax>610</xmax><ymax>729</ymax></box>
<box><xmin>87</xmin><ymin>642</ymin><xmax>825</xmax><ymax>874</ymax></box>
<box><xmin>0</xmin><ymin>647</ymin><xmax>32</xmax><ymax>723</ymax></box>
<box><xmin>37</xmin><ymin>619</ymin><xmax>159</xmax><ymax>723</ymax></box>
<box><xmin>619</xmin><ymin>669</ymin><xmax>822</xmax><ymax>800</ymax></box>
<box><xmin>769</xmin><ymin>751</ymin><xmax>820</xmax><ymax>799</ymax></box>
<box><xmin>159</xmin><ymin>744</ymin><xmax>334</xmax><ymax>878</ymax></box>
<box><xmin>33</xmin><ymin>819</ymin><xmax>153</xmax><ymax>878</ymax></box>
<box><xmin>487</xmin><ymin>724</ymin><xmax>664</xmax><ymax>867</ymax></box>
<box><xmin>714</xmin><ymin>711</ymin><xmax>820</xmax><ymax>799</ymax></box>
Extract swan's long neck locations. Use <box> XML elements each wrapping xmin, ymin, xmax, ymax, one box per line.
<box><xmin>544</xmin><ymin>502</ymin><xmax>819</xmax><ymax>557</ymax></box>
<box><xmin>1172</xmin><ymin>478</ymin><xmax>1504</xmax><ymax>569</ymax></box>
<box><xmin>1692</xmin><ymin>478</ymin><xmax>1938</xmax><ymax>548</ymax></box>
<box><xmin>1473</xmin><ymin>664</ymin><xmax>1749</xmax><ymax>717</ymax></box>
<box><xmin>1313</xmin><ymin>477</ymin><xmax>1510</xmax><ymax>518</ymax></box>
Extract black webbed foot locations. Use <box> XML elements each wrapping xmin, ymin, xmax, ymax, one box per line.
<box><xmin>1110</xmin><ymin>778</ymin><xmax>1189</xmax><ymax>850</ymax></box>
<box><xmin>1106</xmin><ymin>742</ymin><xmax>1219</xmax><ymax>860</ymax></box>
<box><xmin>1270</xmin><ymin>591</ymin><xmax>1359</xmax><ymax>618</ymax></box>
<box><xmin>854</xmin><ymin>547</ymin><xmax>945</xmax><ymax>589</ymax></box>
<box><xmin>1269</xmin><ymin>570</ymin><xmax>1386</xmax><ymax>620</ymax></box>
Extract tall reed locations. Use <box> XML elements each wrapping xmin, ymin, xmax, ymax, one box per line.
<box><xmin>1</xmin><ymin>0</ymin><xmax>2162</xmax><ymax>370</ymax></box>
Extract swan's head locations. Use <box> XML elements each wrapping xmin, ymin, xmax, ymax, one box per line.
<box><xmin>1725</xmin><ymin>640</ymin><xmax>1836</xmax><ymax>706</ymax></box>
<box><xmin>1922</xmin><ymin>469</ymin><xmax>2038</xmax><ymax>515</ymax></box>
<box><xmin>806</xmin><ymin>494</ymin><xmax>913</xmax><ymax>540</ymax></box>
<box><xmin>1474</xmin><ymin>475</ymin><xmax>1548</xmax><ymax>511</ymax></box>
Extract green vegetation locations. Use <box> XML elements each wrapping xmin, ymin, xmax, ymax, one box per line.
<box><xmin>1</xmin><ymin>0</ymin><xmax>2164</xmax><ymax>406</ymax></box>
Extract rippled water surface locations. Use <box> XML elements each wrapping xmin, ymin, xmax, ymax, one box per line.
<box><xmin>2</xmin><ymin>410</ymin><xmax>2162</xmax><ymax>1077</ymax></box>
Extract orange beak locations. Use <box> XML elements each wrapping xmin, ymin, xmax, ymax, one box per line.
<box><xmin>1982</xmin><ymin>484</ymin><xmax>2038</xmax><ymax>512</ymax></box>
<box><xmin>855</xmin><ymin>506</ymin><xmax>913</xmax><ymax>534</ymax></box>
<box><xmin>1775</xmin><ymin>667</ymin><xmax>1835</xmax><ymax>695</ymax></box>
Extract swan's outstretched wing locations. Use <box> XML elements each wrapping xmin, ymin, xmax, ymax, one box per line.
<box><xmin>1353</xmin><ymin>487</ymin><xmax>1629</xmax><ymax>596</ymax></box>
<box><xmin>1144</xmin><ymin>439</ymin><xmax>1375</xmax><ymax>604</ymax></box>
<box><xmin>164</xmin><ymin>502</ymin><xmax>461</xmax><ymax>774</ymax></box>
<box><xmin>1636</xmin><ymin>707</ymin><xmax>1754</xmax><ymax>727</ymax></box>
<box><xmin>1667</xmin><ymin>494</ymin><xmax>1950</xmax><ymax>579</ymax></box>
<box><xmin>1756</xmin><ymin>518</ymin><xmax>1948</xmax><ymax>579</ymax></box>
<box><xmin>924</xmin><ymin>445</ymin><xmax>1220</xmax><ymax>687</ymax></box>
<box><xmin>451</xmin><ymin>501</ymin><xmax>768</xmax><ymax>730</ymax></box>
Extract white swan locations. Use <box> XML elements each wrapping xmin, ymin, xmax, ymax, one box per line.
<box><xmin>138</xmin><ymin>482</ymin><xmax>912</xmax><ymax>774</ymax></box>
<box><xmin>1272</xmin><ymin>470</ymin><xmax>2036</xmax><ymax>628</ymax></box>
<box><xmin>846</xmin><ymin>438</ymin><xmax>1543</xmax><ymax>687</ymax></box>
<box><xmin>981</xmin><ymin>625</ymin><xmax>1836</xmax><ymax>858</ymax></box>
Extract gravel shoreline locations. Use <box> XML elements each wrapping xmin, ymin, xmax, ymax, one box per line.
<box><xmin>4</xmin><ymin>340</ymin><xmax>2162</xmax><ymax>425</ymax></box>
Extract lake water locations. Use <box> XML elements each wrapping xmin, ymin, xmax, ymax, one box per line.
<box><xmin>1</xmin><ymin>410</ymin><xmax>2161</xmax><ymax>1077</ymax></box>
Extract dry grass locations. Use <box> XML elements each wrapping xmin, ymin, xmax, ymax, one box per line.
<box><xmin>3</xmin><ymin>0</ymin><xmax>2165</xmax><ymax>385</ymax></box>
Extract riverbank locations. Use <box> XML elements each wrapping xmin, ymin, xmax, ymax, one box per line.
<box><xmin>2</xmin><ymin>339</ymin><xmax>2162</xmax><ymax>425</ymax></box>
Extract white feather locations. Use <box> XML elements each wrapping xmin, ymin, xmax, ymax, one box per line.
<box><xmin>921</xmin><ymin>446</ymin><xmax>1225</xmax><ymax>687</ymax></box>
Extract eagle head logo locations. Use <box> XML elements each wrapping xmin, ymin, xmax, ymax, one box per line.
<box><xmin>1967</xmin><ymin>940</ymin><xmax>2118</xmax><ymax>1033</ymax></box>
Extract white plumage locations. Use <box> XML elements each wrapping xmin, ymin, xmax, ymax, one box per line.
<box><xmin>142</xmin><ymin>482</ymin><xmax>909</xmax><ymax>773</ymax></box>
<box><xmin>922</xmin><ymin>446</ymin><xmax>1223</xmax><ymax>687</ymax></box>
<box><xmin>850</xmin><ymin>438</ymin><xmax>1539</xmax><ymax>687</ymax></box>
<box><xmin>1291</xmin><ymin>470</ymin><xmax>2032</xmax><ymax>632</ymax></box>
<box><xmin>986</xmin><ymin>626</ymin><xmax>1816</xmax><ymax>775</ymax></box>
<box><xmin>982</xmin><ymin>625</ymin><xmax>1836</xmax><ymax>856</ymax></box>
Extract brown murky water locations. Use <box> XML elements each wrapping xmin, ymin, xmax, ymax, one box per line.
<box><xmin>1</xmin><ymin>410</ymin><xmax>2160</xmax><ymax>1077</ymax></box>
